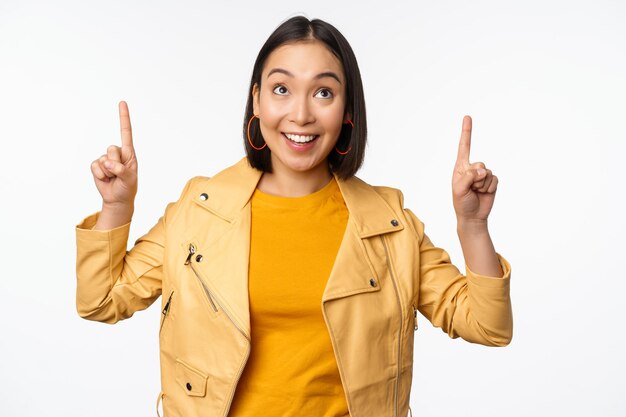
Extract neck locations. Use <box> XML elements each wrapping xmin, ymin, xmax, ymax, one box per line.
<box><xmin>257</xmin><ymin>162</ymin><xmax>333</xmax><ymax>198</ymax></box>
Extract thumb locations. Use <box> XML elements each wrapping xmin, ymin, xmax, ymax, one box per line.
<box><xmin>104</xmin><ymin>160</ymin><xmax>135</xmax><ymax>181</ymax></box>
<box><xmin>456</xmin><ymin>168</ymin><xmax>486</xmax><ymax>193</ymax></box>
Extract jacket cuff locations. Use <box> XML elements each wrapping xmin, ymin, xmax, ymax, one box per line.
<box><xmin>465</xmin><ymin>253</ymin><xmax>511</xmax><ymax>288</ymax></box>
<box><xmin>76</xmin><ymin>212</ymin><xmax>131</xmax><ymax>243</ymax></box>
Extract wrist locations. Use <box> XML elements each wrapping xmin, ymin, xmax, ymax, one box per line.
<box><xmin>99</xmin><ymin>202</ymin><xmax>134</xmax><ymax>225</ymax></box>
<box><xmin>102</xmin><ymin>201</ymin><xmax>134</xmax><ymax>212</ymax></box>
<box><xmin>456</xmin><ymin>217</ymin><xmax>489</xmax><ymax>237</ymax></box>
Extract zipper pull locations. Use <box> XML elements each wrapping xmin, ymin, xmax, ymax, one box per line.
<box><xmin>162</xmin><ymin>292</ymin><xmax>174</xmax><ymax>316</ymax></box>
<box><xmin>185</xmin><ymin>243</ymin><xmax>196</xmax><ymax>265</ymax></box>
<box><xmin>413</xmin><ymin>306</ymin><xmax>418</xmax><ymax>331</ymax></box>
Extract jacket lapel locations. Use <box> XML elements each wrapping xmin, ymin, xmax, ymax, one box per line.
<box><xmin>322</xmin><ymin>176</ymin><xmax>405</xmax><ymax>302</ymax></box>
<box><xmin>335</xmin><ymin>176</ymin><xmax>404</xmax><ymax>238</ymax></box>
<box><xmin>189</xmin><ymin>158</ymin><xmax>407</xmax><ymax>330</ymax></box>
<box><xmin>190</xmin><ymin>159</ymin><xmax>261</xmax><ymax>337</ymax></box>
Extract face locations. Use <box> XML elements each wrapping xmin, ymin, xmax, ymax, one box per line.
<box><xmin>253</xmin><ymin>40</ymin><xmax>348</xmax><ymax>178</ymax></box>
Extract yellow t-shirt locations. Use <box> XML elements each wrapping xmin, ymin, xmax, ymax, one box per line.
<box><xmin>228</xmin><ymin>178</ymin><xmax>350</xmax><ymax>417</ymax></box>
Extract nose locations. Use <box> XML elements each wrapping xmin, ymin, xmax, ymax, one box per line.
<box><xmin>289</xmin><ymin>95</ymin><xmax>315</xmax><ymax>126</ymax></box>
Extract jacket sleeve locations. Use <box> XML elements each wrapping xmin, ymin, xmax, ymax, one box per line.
<box><xmin>404</xmin><ymin>208</ymin><xmax>513</xmax><ymax>347</ymax></box>
<box><xmin>75</xmin><ymin>178</ymin><xmax>195</xmax><ymax>324</ymax></box>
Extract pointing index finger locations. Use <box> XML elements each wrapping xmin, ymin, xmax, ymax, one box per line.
<box><xmin>456</xmin><ymin>115</ymin><xmax>472</xmax><ymax>164</ymax></box>
<box><xmin>119</xmin><ymin>101</ymin><xmax>133</xmax><ymax>148</ymax></box>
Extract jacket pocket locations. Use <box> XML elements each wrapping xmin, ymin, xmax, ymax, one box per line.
<box><xmin>175</xmin><ymin>358</ymin><xmax>209</xmax><ymax>397</ymax></box>
<box><xmin>160</xmin><ymin>290</ymin><xmax>175</xmax><ymax>335</ymax></box>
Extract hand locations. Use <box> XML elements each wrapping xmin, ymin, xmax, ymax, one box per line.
<box><xmin>452</xmin><ymin>116</ymin><xmax>498</xmax><ymax>224</ymax></box>
<box><xmin>90</xmin><ymin>101</ymin><xmax>138</xmax><ymax>209</ymax></box>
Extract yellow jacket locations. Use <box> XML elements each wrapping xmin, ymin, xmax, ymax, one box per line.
<box><xmin>75</xmin><ymin>157</ymin><xmax>513</xmax><ymax>417</ymax></box>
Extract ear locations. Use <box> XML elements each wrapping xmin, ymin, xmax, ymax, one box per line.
<box><xmin>343</xmin><ymin>111</ymin><xmax>353</xmax><ymax>123</ymax></box>
<box><xmin>252</xmin><ymin>83</ymin><xmax>260</xmax><ymax>116</ymax></box>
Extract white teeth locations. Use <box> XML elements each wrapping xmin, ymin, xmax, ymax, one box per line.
<box><xmin>284</xmin><ymin>133</ymin><xmax>317</xmax><ymax>143</ymax></box>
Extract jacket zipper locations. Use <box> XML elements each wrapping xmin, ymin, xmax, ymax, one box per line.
<box><xmin>413</xmin><ymin>305</ymin><xmax>418</xmax><ymax>331</ymax></box>
<box><xmin>185</xmin><ymin>244</ymin><xmax>218</xmax><ymax>312</ymax></box>
<box><xmin>185</xmin><ymin>243</ymin><xmax>251</xmax><ymax>417</ymax></box>
<box><xmin>160</xmin><ymin>290</ymin><xmax>174</xmax><ymax>334</ymax></box>
<box><xmin>381</xmin><ymin>236</ymin><xmax>403</xmax><ymax>417</ymax></box>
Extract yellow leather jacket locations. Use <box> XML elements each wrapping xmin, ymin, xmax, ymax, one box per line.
<box><xmin>75</xmin><ymin>158</ymin><xmax>512</xmax><ymax>417</ymax></box>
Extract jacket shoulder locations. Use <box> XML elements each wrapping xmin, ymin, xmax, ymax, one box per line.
<box><xmin>176</xmin><ymin>157</ymin><xmax>252</xmax><ymax>200</ymax></box>
<box><xmin>363</xmin><ymin>181</ymin><xmax>424</xmax><ymax>239</ymax></box>
<box><xmin>168</xmin><ymin>158</ymin><xmax>261</xmax><ymax>224</ymax></box>
<box><xmin>172</xmin><ymin>175</ymin><xmax>210</xmax><ymax>205</ymax></box>
<box><xmin>370</xmin><ymin>184</ymin><xmax>406</xmax><ymax>210</ymax></box>
<box><xmin>161</xmin><ymin>176</ymin><xmax>210</xmax><ymax>225</ymax></box>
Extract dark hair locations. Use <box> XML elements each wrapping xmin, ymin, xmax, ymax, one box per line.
<box><xmin>243</xmin><ymin>16</ymin><xmax>367</xmax><ymax>179</ymax></box>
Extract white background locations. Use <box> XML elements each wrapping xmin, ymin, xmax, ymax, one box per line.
<box><xmin>1</xmin><ymin>0</ymin><xmax>625</xmax><ymax>416</ymax></box>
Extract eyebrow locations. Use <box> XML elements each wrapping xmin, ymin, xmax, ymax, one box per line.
<box><xmin>266</xmin><ymin>68</ymin><xmax>343</xmax><ymax>84</ymax></box>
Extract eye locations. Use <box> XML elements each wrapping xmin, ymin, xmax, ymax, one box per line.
<box><xmin>315</xmin><ymin>88</ymin><xmax>333</xmax><ymax>99</ymax></box>
<box><xmin>272</xmin><ymin>85</ymin><xmax>289</xmax><ymax>96</ymax></box>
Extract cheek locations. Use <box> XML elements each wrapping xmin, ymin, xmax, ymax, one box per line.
<box><xmin>259</xmin><ymin>95</ymin><xmax>285</xmax><ymax>126</ymax></box>
<box><xmin>320</xmin><ymin>105</ymin><xmax>346</xmax><ymax>134</ymax></box>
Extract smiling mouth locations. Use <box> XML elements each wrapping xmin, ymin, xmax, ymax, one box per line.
<box><xmin>283</xmin><ymin>133</ymin><xmax>319</xmax><ymax>144</ymax></box>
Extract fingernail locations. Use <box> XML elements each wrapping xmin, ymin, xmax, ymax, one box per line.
<box><xmin>104</xmin><ymin>161</ymin><xmax>112</xmax><ymax>169</ymax></box>
<box><xmin>478</xmin><ymin>169</ymin><xmax>486</xmax><ymax>176</ymax></box>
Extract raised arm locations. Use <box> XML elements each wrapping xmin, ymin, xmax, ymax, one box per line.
<box><xmin>409</xmin><ymin>116</ymin><xmax>512</xmax><ymax>346</ymax></box>
<box><xmin>452</xmin><ymin>115</ymin><xmax>503</xmax><ymax>277</ymax></box>
<box><xmin>76</xmin><ymin>101</ymin><xmax>160</xmax><ymax>324</ymax></box>
<box><xmin>90</xmin><ymin>101</ymin><xmax>138</xmax><ymax>230</ymax></box>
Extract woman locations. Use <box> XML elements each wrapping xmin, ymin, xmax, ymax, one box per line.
<box><xmin>76</xmin><ymin>16</ymin><xmax>512</xmax><ymax>417</ymax></box>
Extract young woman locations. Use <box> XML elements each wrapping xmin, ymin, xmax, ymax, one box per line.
<box><xmin>76</xmin><ymin>16</ymin><xmax>512</xmax><ymax>417</ymax></box>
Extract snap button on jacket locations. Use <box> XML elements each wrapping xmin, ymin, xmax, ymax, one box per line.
<box><xmin>75</xmin><ymin>157</ymin><xmax>513</xmax><ymax>417</ymax></box>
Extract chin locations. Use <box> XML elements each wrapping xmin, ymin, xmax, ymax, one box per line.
<box><xmin>275</xmin><ymin>154</ymin><xmax>328</xmax><ymax>175</ymax></box>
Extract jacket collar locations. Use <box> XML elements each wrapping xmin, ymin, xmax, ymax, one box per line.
<box><xmin>193</xmin><ymin>157</ymin><xmax>404</xmax><ymax>237</ymax></box>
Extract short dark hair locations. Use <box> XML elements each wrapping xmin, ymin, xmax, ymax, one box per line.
<box><xmin>243</xmin><ymin>16</ymin><xmax>367</xmax><ymax>179</ymax></box>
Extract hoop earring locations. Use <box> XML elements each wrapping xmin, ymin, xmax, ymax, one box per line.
<box><xmin>247</xmin><ymin>114</ymin><xmax>267</xmax><ymax>151</ymax></box>
<box><xmin>335</xmin><ymin>119</ymin><xmax>354</xmax><ymax>155</ymax></box>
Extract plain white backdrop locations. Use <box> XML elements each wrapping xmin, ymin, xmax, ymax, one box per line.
<box><xmin>1</xmin><ymin>0</ymin><xmax>625</xmax><ymax>416</ymax></box>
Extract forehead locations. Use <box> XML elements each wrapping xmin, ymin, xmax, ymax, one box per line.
<box><xmin>263</xmin><ymin>40</ymin><xmax>345</xmax><ymax>82</ymax></box>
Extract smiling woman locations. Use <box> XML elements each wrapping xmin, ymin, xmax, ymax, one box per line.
<box><xmin>251</xmin><ymin>41</ymin><xmax>348</xmax><ymax>196</ymax></box>
<box><xmin>244</xmin><ymin>17</ymin><xmax>367</xmax><ymax>189</ymax></box>
<box><xmin>75</xmin><ymin>15</ymin><xmax>513</xmax><ymax>417</ymax></box>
